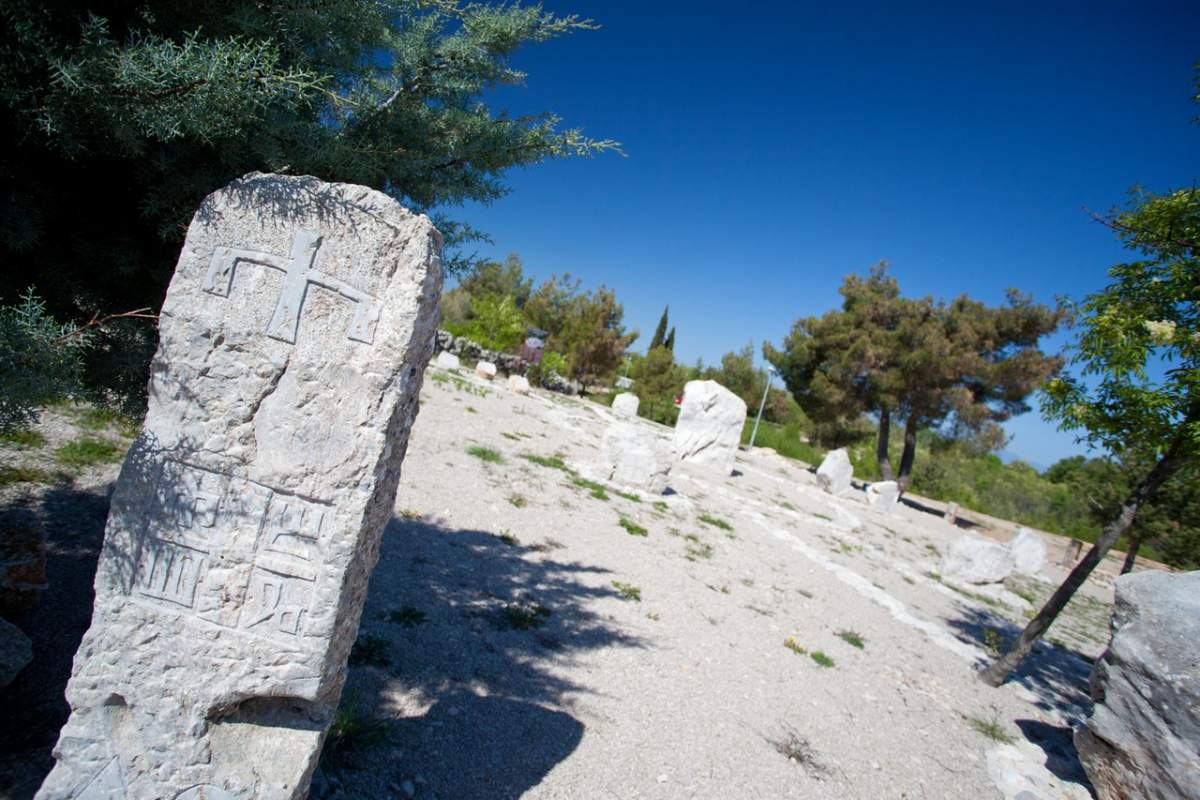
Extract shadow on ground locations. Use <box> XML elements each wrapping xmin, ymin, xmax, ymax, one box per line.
<box><xmin>0</xmin><ymin>480</ymin><xmax>112</xmax><ymax>799</ymax></box>
<box><xmin>313</xmin><ymin>515</ymin><xmax>645</xmax><ymax>800</ymax></box>
<box><xmin>1</xmin><ymin>483</ymin><xmax>643</xmax><ymax>800</ymax></box>
<box><xmin>944</xmin><ymin>606</ymin><xmax>1096</xmax><ymax>795</ymax></box>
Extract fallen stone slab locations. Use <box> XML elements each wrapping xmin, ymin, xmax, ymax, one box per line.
<box><xmin>815</xmin><ymin>448</ymin><xmax>853</xmax><ymax>495</ymax></box>
<box><xmin>611</xmin><ymin>392</ymin><xmax>639</xmax><ymax>419</ymax></box>
<box><xmin>35</xmin><ymin>173</ymin><xmax>441</xmax><ymax>800</ymax></box>
<box><xmin>0</xmin><ymin>616</ymin><xmax>32</xmax><ymax>689</ymax></box>
<box><xmin>475</xmin><ymin>360</ymin><xmax>497</xmax><ymax>380</ymax></box>
<box><xmin>1076</xmin><ymin>570</ymin><xmax>1200</xmax><ymax>800</ymax></box>
<box><xmin>866</xmin><ymin>480</ymin><xmax>900</xmax><ymax>513</ymax></box>
<box><xmin>434</xmin><ymin>350</ymin><xmax>460</xmax><ymax>370</ymax></box>
<box><xmin>673</xmin><ymin>380</ymin><xmax>746</xmax><ymax>476</ymax></box>
<box><xmin>939</xmin><ymin>535</ymin><xmax>1015</xmax><ymax>584</ymax></box>
<box><xmin>600</xmin><ymin>422</ymin><xmax>671</xmax><ymax>494</ymax></box>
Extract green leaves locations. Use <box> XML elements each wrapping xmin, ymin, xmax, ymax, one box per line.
<box><xmin>1045</xmin><ymin>188</ymin><xmax>1200</xmax><ymax>458</ymax></box>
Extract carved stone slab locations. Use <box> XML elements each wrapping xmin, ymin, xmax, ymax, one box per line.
<box><xmin>36</xmin><ymin>173</ymin><xmax>443</xmax><ymax>800</ymax></box>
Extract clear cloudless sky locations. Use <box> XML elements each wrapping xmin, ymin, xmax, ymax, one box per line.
<box><xmin>454</xmin><ymin>1</ymin><xmax>1200</xmax><ymax>469</ymax></box>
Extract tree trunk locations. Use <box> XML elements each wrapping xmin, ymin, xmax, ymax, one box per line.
<box><xmin>1120</xmin><ymin>536</ymin><xmax>1142</xmax><ymax>575</ymax></box>
<box><xmin>980</xmin><ymin>434</ymin><xmax>1187</xmax><ymax>686</ymax></box>
<box><xmin>896</xmin><ymin>417</ymin><xmax>919</xmax><ymax>491</ymax></box>
<box><xmin>876</xmin><ymin>409</ymin><xmax>893</xmax><ymax>481</ymax></box>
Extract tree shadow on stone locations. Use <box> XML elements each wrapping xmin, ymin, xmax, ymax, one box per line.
<box><xmin>1013</xmin><ymin>718</ymin><xmax>1094</xmax><ymax>792</ymax></box>
<box><xmin>311</xmin><ymin>515</ymin><xmax>644</xmax><ymax>800</ymax></box>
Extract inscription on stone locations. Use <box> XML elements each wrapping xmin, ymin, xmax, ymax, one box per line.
<box><xmin>125</xmin><ymin>462</ymin><xmax>330</xmax><ymax>643</ymax></box>
<box><xmin>37</xmin><ymin>173</ymin><xmax>443</xmax><ymax>800</ymax></box>
<box><xmin>203</xmin><ymin>229</ymin><xmax>381</xmax><ymax>344</ymax></box>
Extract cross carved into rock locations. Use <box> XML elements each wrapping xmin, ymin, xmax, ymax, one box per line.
<box><xmin>202</xmin><ymin>230</ymin><xmax>380</xmax><ymax>344</ymax></box>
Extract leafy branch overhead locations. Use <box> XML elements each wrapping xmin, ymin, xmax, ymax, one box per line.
<box><xmin>2</xmin><ymin>0</ymin><xmax>621</xmax><ymax>410</ymax></box>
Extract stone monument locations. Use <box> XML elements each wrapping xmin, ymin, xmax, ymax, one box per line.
<box><xmin>866</xmin><ymin>480</ymin><xmax>900</xmax><ymax>513</ymax></box>
<box><xmin>611</xmin><ymin>392</ymin><xmax>639</xmax><ymax>419</ymax></box>
<box><xmin>600</xmin><ymin>422</ymin><xmax>671</xmax><ymax>494</ymax></box>
<box><xmin>672</xmin><ymin>380</ymin><xmax>746</xmax><ymax>475</ymax></box>
<box><xmin>1076</xmin><ymin>570</ymin><xmax>1200</xmax><ymax>799</ymax></box>
<box><xmin>36</xmin><ymin>173</ymin><xmax>442</xmax><ymax>800</ymax></box>
<box><xmin>815</xmin><ymin>449</ymin><xmax>853</xmax><ymax>495</ymax></box>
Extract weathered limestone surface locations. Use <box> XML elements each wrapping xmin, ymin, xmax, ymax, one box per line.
<box><xmin>815</xmin><ymin>449</ymin><xmax>853</xmax><ymax>495</ymax></box>
<box><xmin>475</xmin><ymin>360</ymin><xmax>497</xmax><ymax>380</ymax></box>
<box><xmin>1076</xmin><ymin>570</ymin><xmax>1200</xmax><ymax>800</ymax></box>
<box><xmin>433</xmin><ymin>351</ymin><xmax>460</xmax><ymax>370</ymax></box>
<box><xmin>1007</xmin><ymin>528</ymin><xmax>1046</xmax><ymax>576</ymax></box>
<box><xmin>600</xmin><ymin>422</ymin><xmax>671</xmax><ymax>494</ymax></box>
<box><xmin>672</xmin><ymin>380</ymin><xmax>746</xmax><ymax>475</ymax></box>
<box><xmin>0</xmin><ymin>616</ymin><xmax>32</xmax><ymax>689</ymax></box>
<box><xmin>939</xmin><ymin>535</ymin><xmax>1014</xmax><ymax>584</ymax></box>
<box><xmin>611</xmin><ymin>392</ymin><xmax>639</xmax><ymax>419</ymax></box>
<box><xmin>507</xmin><ymin>374</ymin><xmax>531</xmax><ymax>395</ymax></box>
<box><xmin>866</xmin><ymin>481</ymin><xmax>900</xmax><ymax>513</ymax></box>
<box><xmin>36</xmin><ymin>173</ymin><xmax>442</xmax><ymax>800</ymax></box>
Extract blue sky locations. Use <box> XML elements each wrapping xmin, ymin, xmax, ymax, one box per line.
<box><xmin>455</xmin><ymin>1</ymin><xmax>1200</xmax><ymax>469</ymax></box>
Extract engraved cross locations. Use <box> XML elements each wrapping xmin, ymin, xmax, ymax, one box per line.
<box><xmin>203</xmin><ymin>230</ymin><xmax>380</xmax><ymax>344</ymax></box>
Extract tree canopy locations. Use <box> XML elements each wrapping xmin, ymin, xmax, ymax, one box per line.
<box><xmin>1</xmin><ymin>0</ymin><xmax>618</xmax><ymax>409</ymax></box>
<box><xmin>766</xmin><ymin>263</ymin><xmax>1063</xmax><ymax>488</ymax></box>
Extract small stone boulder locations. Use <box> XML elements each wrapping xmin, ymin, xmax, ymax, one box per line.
<box><xmin>507</xmin><ymin>374</ymin><xmax>531</xmax><ymax>394</ymax></box>
<box><xmin>434</xmin><ymin>351</ymin><xmax>460</xmax><ymax>370</ymax></box>
<box><xmin>940</xmin><ymin>535</ymin><xmax>1015</xmax><ymax>584</ymax></box>
<box><xmin>475</xmin><ymin>360</ymin><xmax>497</xmax><ymax>380</ymax></box>
<box><xmin>815</xmin><ymin>449</ymin><xmax>853</xmax><ymax>495</ymax></box>
<box><xmin>1076</xmin><ymin>570</ymin><xmax>1200</xmax><ymax>800</ymax></box>
<box><xmin>1007</xmin><ymin>527</ymin><xmax>1046</xmax><ymax>576</ymax></box>
<box><xmin>611</xmin><ymin>392</ymin><xmax>639</xmax><ymax>419</ymax></box>
<box><xmin>672</xmin><ymin>380</ymin><xmax>746</xmax><ymax>475</ymax></box>
<box><xmin>0</xmin><ymin>616</ymin><xmax>32</xmax><ymax>690</ymax></box>
<box><xmin>601</xmin><ymin>422</ymin><xmax>671</xmax><ymax>494</ymax></box>
<box><xmin>867</xmin><ymin>481</ymin><xmax>901</xmax><ymax>513</ymax></box>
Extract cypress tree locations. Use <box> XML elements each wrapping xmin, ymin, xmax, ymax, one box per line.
<box><xmin>649</xmin><ymin>306</ymin><xmax>669</xmax><ymax>350</ymax></box>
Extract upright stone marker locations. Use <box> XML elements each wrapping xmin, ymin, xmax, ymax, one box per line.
<box><xmin>37</xmin><ymin>173</ymin><xmax>442</xmax><ymax>800</ymax></box>
<box><xmin>672</xmin><ymin>380</ymin><xmax>746</xmax><ymax>476</ymax></box>
<box><xmin>815</xmin><ymin>448</ymin><xmax>853</xmax><ymax>495</ymax></box>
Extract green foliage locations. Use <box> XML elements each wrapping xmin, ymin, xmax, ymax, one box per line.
<box><xmin>618</xmin><ymin>517</ymin><xmax>648</xmax><ymax>537</ymax></box>
<box><xmin>321</xmin><ymin>698</ymin><xmax>389</xmax><ymax>768</ymax></box>
<box><xmin>766</xmin><ymin>262</ymin><xmax>1064</xmax><ymax>481</ymax></box>
<box><xmin>698</xmin><ymin>514</ymin><xmax>733</xmax><ymax>531</ymax></box>
<box><xmin>809</xmin><ymin>651</ymin><xmax>835</xmax><ymax>668</ymax></box>
<box><xmin>3</xmin><ymin>1</ymin><xmax>618</xmax><ymax>406</ymax></box>
<box><xmin>630</xmin><ymin>346</ymin><xmax>688</xmax><ymax>425</ymax></box>
<box><xmin>965</xmin><ymin>714</ymin><xmax>1015</xmax><ymax>744</ymax></box>
<box><xmin>570</xmin><ymin>475</ymin><xmax>609</xmax><ymax>501</ymax></box>
<box><xmin>611</xmin><ymin>580</ymin><xmax>642</xmax><ymax>601</ymax></box>
<box><xmin>649</xmin><ymin>306</ymin><xmax>669</xmax><ymax>350</ymax></box>
<box><xmin>614</xmin><ymin>490</ymin><xmax>640</xmax><ymax>503</ymax></box>
<box><xmin>466</xmin><ymin>445</ymin><xmax>503</xmax><ymax>464</ymax></box>
<box><xmin>55</xmin><ymin>436</ymin><xmax>125</xmax><ymax>468</ymax></box>
<box><xmin>521</xmin><ymin>453</ymin><xmax>567</xmax><ymax>471</ymax></box>
<box><xmin>461</xmin><ymin>294</ymin><xmax>526</xmax><ymax>352</ymax></box>
<box><xmin>500</xmin><ymin>600</ymin><xmax>551</xmax><ymax>630</ymax></box>
<box><xmin>835</xmin><ymin>630</ymin><xmax>865</xmax><ymax>649</ymax></box>
<box><xmin>0</xmin><ymin>290</ymin><xmax>90</xmax><ymax>431</ymax></box>
<box><xmin>1043</xmin><ymin>187</ymin><xmax>1199</xmax><ymax>459</ymax></box>
<box><xmin>0</xmin><ymin>465</ymin><xmax>55</xmax><ymax>486</ymax></box>
<box><xmin>1</xmin><ymin>427</ymin><xmax>46</xmax><ymax>448</ymax></box>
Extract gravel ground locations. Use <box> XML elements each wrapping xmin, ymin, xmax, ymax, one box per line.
<box><xmin>0</xmin><ymin>375</ymin><xmax>1109</xmax><ymax>799</ymax></box>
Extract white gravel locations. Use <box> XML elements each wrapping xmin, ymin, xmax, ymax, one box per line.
<box><xmin>324</xmin><ymin>367</ymin><xmax>1103</xmax><ymax>800</ymax></box>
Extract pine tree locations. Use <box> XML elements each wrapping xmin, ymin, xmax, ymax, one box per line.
<box><xmin>649</xmin><ymin>307</ymin><xmax>670</xmax><ymax>350</ymax></box>
<box><xmin>664</xmin><ymin>326</ymin><xmax>676</xmax><ymax>352</ymax></box>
